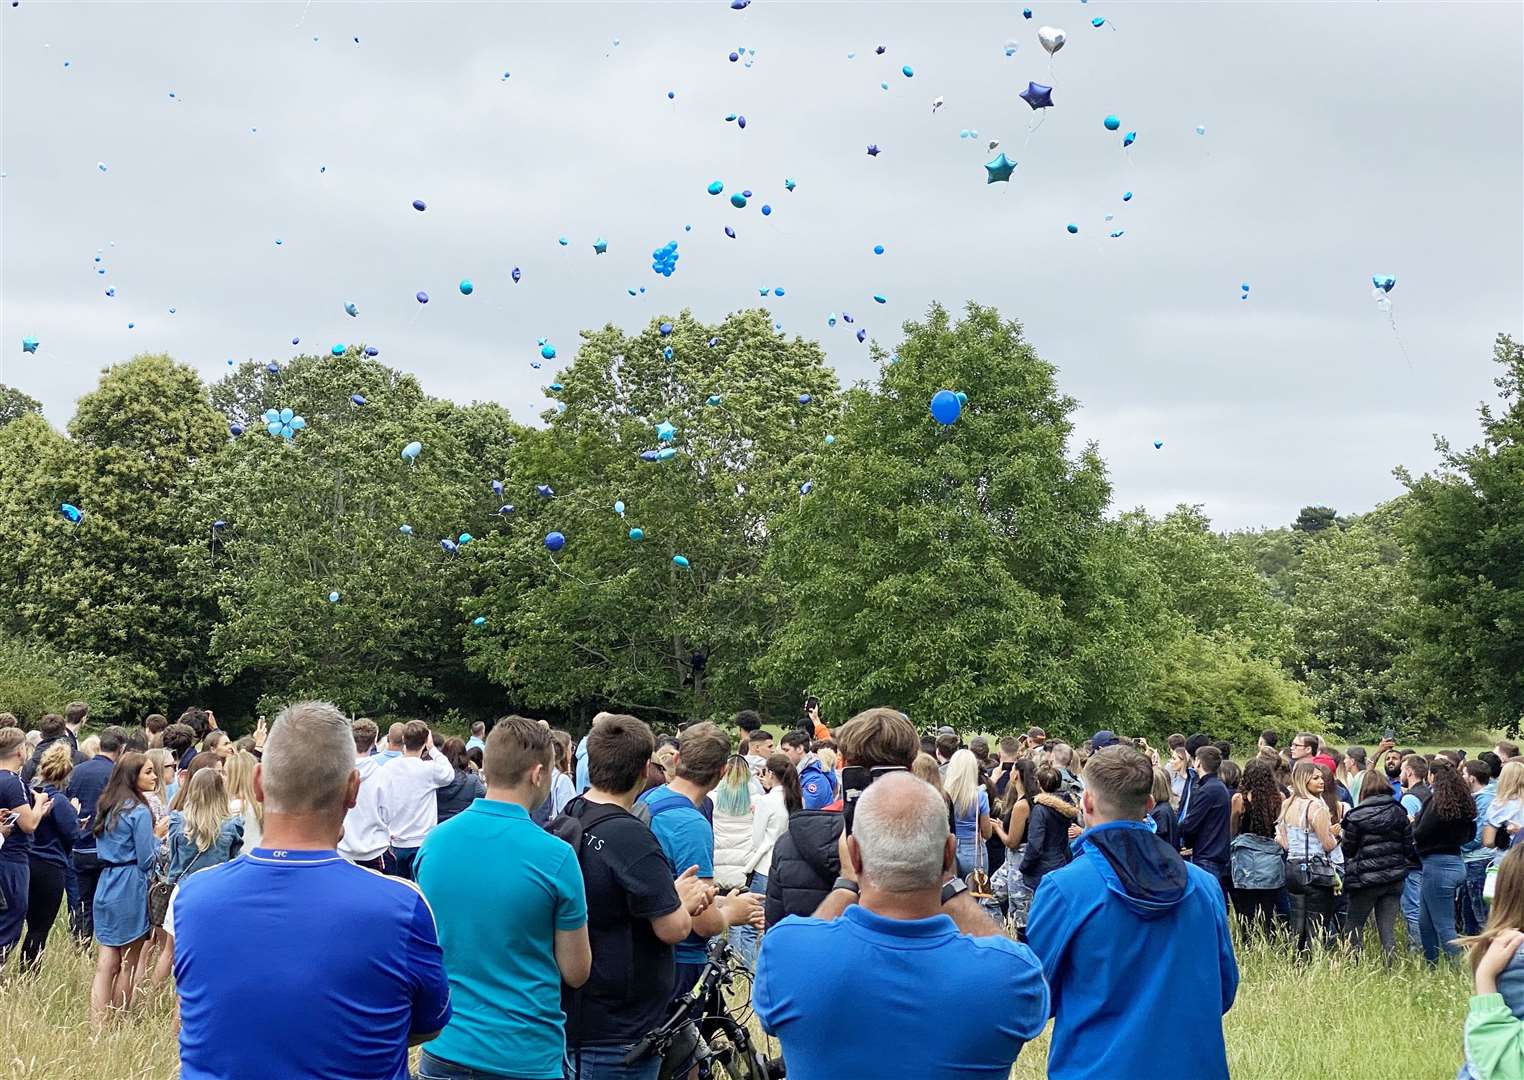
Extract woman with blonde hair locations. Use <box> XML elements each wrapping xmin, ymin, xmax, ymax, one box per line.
<box><xmin>711</xmin><ymin>755</ymin><xmax>756</xmax><ymax>891</ymax></box>
<box><xmin>945</xmin><ymin>749</ymin><xmax>992</xmax><ymax>878</ymax></box>
<box><xmin>224</xmin><ymin>749</ymin><xmax>263</xmax><ymax>849</ymax></box>
<box><xmin>1483</xmin><ymin>761</ymin><xmax>1524</xmax><ymax>850</ymax></box>
<box><xmin>21</xmin><ymin>742</ymin><xmax>81</xmax><ymax>969</ymax></box>
<box><xmin>153</xmin><ymin>768</ymin><xmax>243</xmax><ymax>985</ymax></box>
<box><xmin>78</xmin><ymin>734</ymin><xmax>100</xmax><ymax>760</ymax></box>
<box><xmin>1458</xmin><ymin>847</ymin><xmax>1524</xmax><ymax>1079</ymax></box>
<box><xmin>1278</xmin><ymin>761</ymin><xmax>1339</xmax><ymax>951</ymax></box>
<box><xmin>144</xmin><ymin>748</ymin><xmax>175</xmax><ymax>821</ymax></box>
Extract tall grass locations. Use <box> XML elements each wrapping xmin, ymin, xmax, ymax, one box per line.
<box><xmin>1</xmin><ymin>924</ymin><xmax>1472</xmax><ymax>1079</ymax></box>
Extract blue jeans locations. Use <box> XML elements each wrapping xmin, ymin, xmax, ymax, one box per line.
<box><xmin>389</xmin><ymin>845</ymin><xmax>419</xmax><ymax>880</ymax></box>
<box><xmin>1463</xmin><ymin>858</ymin><xmax>1491</xmax><ymax>935</ymax></box>
<box><xmin>568</xmin><ymin>1043</ymin><xmax>659</xmax><ymax>1080</ymax></box>
<box><xmin>417</xmin><ymin>1050</ymin><xmax>548</xmax><ymax>1080</ymax></box>
<box><xmin>727</xmin><ymin>872</ymin><xmax>766</xmax><ymax>969</ymax></box>
<box><xmin>1418</xmin><ymin>854</ymin><xmax>1465</xmax><ymax>964</ymax></box>
<box><xmin>1401</xmin><ymin>869</ymin><xmax>1423</xmax><ymax>951</ymax></box>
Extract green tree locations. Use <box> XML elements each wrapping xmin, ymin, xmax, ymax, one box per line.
<box><xmin>758</xmin><ymin>302</ymin><xmax>1165</xmax><ymax>736</ymax></box>
<box><xmin>183</xmin><ymin>351</ymin><xmax>519</xmax><ymax>718</ymax></box>
<box><xmin>1123</xmin><ymin>505</ymin><xmax>1292</xmax><ymax>663</ymax></box>
<box><xmin>465</xmin><ymin>310</ymin><xmax>837</xmax><ymax>725</ymax></box>
<box><xmin>1398</xmin><ymin>333</ymin><xmax>1524</xmax><ymax>734</ymax></box>
<box><xmin>1223</xmin><ymin>526</ymin><xmax>1300</xmax><ymax>602</ymax></box>
<box><xmin>0</xmin><ymin>356</ymin><xmax>223</xmax><ymax>714</ymax></box>
<box><xmin>1138</xmin><ymin>632</ymin><xmax>1313</xmax><ymax>747</ymax></box>
<box><xmin>1288</xmin><ymin>518</ymin><xmax>1428</xmax><ymax>740</ymax></box>
<box><xmin>1293</xmin><ymin>505</ymin><xmax>1342</xmax><ymax>534</ymax></box>
<box><xmin>0</xmin><ymin>384</ymin><xmax>43</xmax><ymax>428</ymax></box>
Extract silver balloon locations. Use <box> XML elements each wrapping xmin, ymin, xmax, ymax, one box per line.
<box><xmin>1037</xmin><ymin>25</ymin><xmax>1066</xmax><ymax>54</ymax></box>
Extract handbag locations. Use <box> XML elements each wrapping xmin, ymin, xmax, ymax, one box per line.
<box><xmin>1284</xmin><ymin>800</ymin><xmax>1337</xmax><ymax>895</ymax></box>
<box><xmin>147</xmin><ymin>822</ymin><xmax>215</xmax><ymax>927</ymax></box>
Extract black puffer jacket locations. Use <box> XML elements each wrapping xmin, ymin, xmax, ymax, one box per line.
<box><xmin>1341</xmin><ymin>797</ymin><xmax>1420</xmax><ymax>890</ymax></box>
<box><xmin>764</xmin><ymin>810</ymin><xmax>844</xmax><ymax>929</ymax></box>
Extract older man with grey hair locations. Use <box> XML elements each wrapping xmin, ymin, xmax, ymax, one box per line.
<box><xmin>165</xmin><ymin>702</ymin><xmax>452</xmax><ymax>1080</ymax></box>
<box><xmin>754</xmin><ymin>772</ymin><xmax>1048</xmax><ymax>1080</ymax></box>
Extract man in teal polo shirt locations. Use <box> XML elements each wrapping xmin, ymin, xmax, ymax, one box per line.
<box><xmin>416</xmin><ymin>717</ymin><xmax>591</xmax><ymax>1080</ymax></box>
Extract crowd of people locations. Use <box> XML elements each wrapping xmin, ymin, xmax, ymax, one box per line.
<box><xmin>2</xmin><ymin>701</ymin><xmax>1524</xmax><ymax>1078</ymax></box>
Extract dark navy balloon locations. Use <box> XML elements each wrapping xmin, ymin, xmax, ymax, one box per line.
<box><xmin>1020</xmin><ymin>82</ymin><xmax>1054</xmax><ymax>110</ymax></box>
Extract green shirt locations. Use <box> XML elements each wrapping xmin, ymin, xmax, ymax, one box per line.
<box><xmin>415</xmin><ymin>798</ymin><xmax>586</xmax><ymax>1078</ymax></box>
<box><xmin>1466</xmin><ymin>993</ymin><xmax>1524</xmax><ymax>1080</ymax></box>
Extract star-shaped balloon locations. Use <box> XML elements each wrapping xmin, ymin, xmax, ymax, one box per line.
<box><xmin>985</xmin><ymin>153</ymin><xmax>1016</xmax><ymax>184</ymax></box>
<box><xmin>593</xmin><ymin>237</ymin><xmax>608</xmax><ymax>254</ymax></box>
<box><xmin>21</xmin><ymin>337</ymin><xmax>39</xmax><ymax>353</ymax></box>
<box><xmin>656</xmin><ymin>421</ymin><xmax>677</xmax><ymax>442</ymax></box>
<box><xmin>1020</xmin><ymin>81</ymin><xmax>1054</xmax><ymax>110</ymax></box>
<box><xmin>866</xmin><ymin>144</ymin><xmax>881</xmax><ymax>157</ymax></box>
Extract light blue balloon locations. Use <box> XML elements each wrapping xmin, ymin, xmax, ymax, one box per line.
<box><xmin>614</xmin><ymin>500</ymin><xmax>625</xmax><ymax>515</ymax></box>
<box><xmin>955</xmin><ymin>391</ymin><xmax>968</xmax><ymax>406</ymax></box>
<box><xmin>930</xmin><ymin>389</ymin><xmax>961</xmax><ymax>425</ymax></box>
<box><xmin>459</xmin><ymin>533</ymin><xmax>474</xmax><ymax>544</ymax></box>
<box><xmin>629</xmin><ymin>527</ymin><xmax>644</xmax><ymax>541</ymax></box>
<box><xmin>459</xmin><ymin>279</ymin><xmax>474</xmax><ymax>295</ymax></box>
<box><xmin>672</xmin><ymin>555</ymin><xmax>690</xmax><ymax>568</ymax></box>
<box><xmin>657</xmin><ymin>447</ymin><xmax>677</xmax><ymax>461</ymax></box>
<box><xmin>901</xmin><ymin>65</ymin><xmax>914</xmax><ymax>78</ymax></box>
<box><xmin>280</xmin><ymin>408</ymin><xmax>294</xmax><ymax>423</ymax></box>
<box><xmin>290</xmin><ymin>416</ymin><xmax>306</xmax><ymax>430</ymax></box>
<box><xmin>266</xmin><ymin>421</ymin><xmax>283</xmax><ymax>436</ymax></box>
<box><xmin>1067</xmin><ymin>223</ymin><xmax>1079</xmax><ymax>234</ymax></box>
<box><xmin>541</xmin><ymin>344</ymin><xmax>557</xmax><ymax>359</ymax></box>
<box><xmin>344</xmin><ymin>302</ymin><xmax>359</xmax><ymax>317</ymax></box>
<box><xmin>328</xmin><ymin>591</ymin><xmax>340</xmax><ymax>603</ymax></box>
<box><xmin>399</xmin><ymin>524</ymin><xmax>413</xmax><ymax>535</ymax></box>
<box><xmin>263</xmin><ymin>408</ymin><xmax>280</xmax><ymax>423</ymax></box>
<box><xmin>1104</xmin><ymin>115</ymin><xmax>1120</xmax><ymax>131</ymax></box>
<box><xmin>825</xmin><ymin>434</ymin><xmax>835</xmax><ymax>445</ymax></box>
<box><xmin>60</xmin><ymin>503</ymin><xmax>82</xmax><ymax>523</ymax></box>
<box><xmin>473</xmin><ymin>616</ymin><xmax>486</xmax><ymax>626</ymax></box>
<box><xmin>401</xmin><ymin>440</ymin><xmax>422</xmax><ymax>460</ymax></box>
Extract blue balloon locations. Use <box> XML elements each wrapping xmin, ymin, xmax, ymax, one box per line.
<box><xmin>60</xmin><ymin>503</ymin><xmax>82</xmax><ymax>523</ymax></box>
<box><xmin>537</xmin><ymin>484</ymin><xmax>555</xmax><ymax>498</ymax></box>
<box><xmin>784</xmin><ymin>178</ymin><xmax>796</xmax><ymax>191</ymax></box>
<box><xmin>1122</xmin><ymin>191</ymin><xmax>1133</xmax><ymax>202</ymax></box>
<box><xmin>458</xmin><ymin>533</ymin><xmax>473</xmax><ymax>544</ymax></box>
<box><xmin>1153</xmin><ymin>440</ymin><xmax>1163</xmax><ymax>450</ymax></box>
<box><xmin>541</xmin><ymin>343</ymin><xmax>557</xmax><ymax>360</ymax></box>
<box><xmin>873</xmin><ymin>244</ymin><xmax>885</xmax><ymax>255</ymax></box>
<box><xmin>930</xmin><ymin>390</ymin><xmax>962</xmax><ymax>425</ymax></box>
<box><xmin>459</xmin><ymin>279</ymin><xmax>474</xmax><ymax>294</ymax></box>
<box><xmin>328</xmin><ymin>591</ymin><xmax>341</xmax><ymax>603</ymax></box>
<box><xmin>399</xmin><ymin>524</ymin><xmax>413</xmax><ymax>535</ymax></box>
<box><xmin>280</xmin><ymin>408</ymin><xmax>294</xmax><ymax>424</ymax></box>
<box><xmin>657</xmin><ymin>447</ymin><xmax>677</xmax><ymax>461</ymax></box>
<box><xmin>22</xmin><ymin>336</ymin><xmax>42</xmax><ymax>352</ymax></box>
<box><xmin>730</xmin><ymin>193</ymin><xmax>748</xmax><ymax>208</ymax></box>
<box><xmin>629</xmin><ymin>527</ymin><xmax>645</xmax><ymax>541</ymax></box>
<box><xmin>955</xmin><ymin>391</ymin><xmax>968</xmax><ymax>406</ymax></box>
<box><xmin>672</xmin><ymin>554</ymin><xmax>690</xmax><ymax>568</ymax></box>
<box><xmin>499</xmin><ymin>504</ymin><xmax>515</xmax><ymax>515</ymax></box>
<box><xmin>545</xmin><ymin>531</ymin><xmax>566</xmax><ymax>552</ymax></box>
<box><xmin>614</xmin><ymin>500</ymin><xmax>625</xmax><ymax>515</ymax></box>
<box><xmin>1092</xmin><ymin>16</ymin><xmax>1105</xmax><ymax>27</ymax></box>
<box><xmin>799</xmin><ymin>394</ymin><xmax>812</xmax><ymax>405</ymax></box>
<box><xmin>761</xmin><ymin>205</ymin><xmax>772</xmax><ymax>216</ymax></box>
<box><xmin>1372</xmin><ymin>274</ymin><xmax>1396</xmax><ymax>293</ymax></box>
<box><xmin>344</xmin><ymin>302</ymin><xmax>359</xmax><ymax>317</ymax></box>
<box><xmin>351</xmin><ymin>394</ymin><xmax>367</xmax><ymax>406</ymax></box>
<box><xmin>401</xmin><ymin>440</ymin><xmax>422</xmax><ymax>460</ymax></box>
<box><xmin>473</xmin><ymin>616</ymin><xmax>486</xmax><ymax>626</ymax></box>
<box><xmin>364</xmin><ymin>346</ymin><xmax>379</xmax><ymax>357</ymax></box>
<box><xmin>800</xmin><ymin>481</ymin><xmax>813</xmax><ymax>495</ymax></box>
<box><xmin>724</xmin><ymin>226</ymin><xmax>736</xmax><ymax>238</ymax></box>
<box><xmin>230</xmin><ymin>423</ymin><xmax>243</xmax><ymax>436</ymax></box>
<box><xmin>660</xmin><ymin>322</ymin><xmax>673</xmax><ymax>335</ymax></box>
<box><xmin>707</xmin><ymin>394</ymin><xmax>723</xmax><ymax>406</ymax></box>
<box><xmin>1066</xmin><ymin>223</ymin><xmax>1079</xmax><ymax>234</ymax></box>
<box><xmin>1023</xmin><ymin>7</ymin><xmax>1032</xmax><ymax>17</ymax></box>
<box><xmin>1123</xmin><ymin>131</ymin><xmax>1136</xmax><ymax>147</ymax></box>
<box><xmin>332</xmin><ymin>344</ymin><xmax>345</xmax><ymax>356</ymax></box>
<box><xmin>1020</xmin><ymin>82</ymin><xmax>1054</xmax><ymax>110</ymax></box>
<box><xmin>416</xmin><ymin>291</ymin><xmax>429</xmax><ymax>304</ymax></box>
<box><xmin>440</xmin><ymin>539</ymin><xmax>458</xmax><ymax>554</ymax></box>
<box><xmin>856</xmin><ymin>329</ymin><xmax>866</xmax><ymax>343</ymax></box>
<box><xmin>512</xmin><ymin>267</ymin><xmax>522</xmax><ymax>283</ymax></box>
<box><xmin>707</xmin><ymin>180</ymin><xmax>724</xmax><ymax>195</ymax></box>
<box><xmin>1104</xmin><ymin>115</ymin><xmax>1120</xmax><ymax>131</ymax></box>
<box><xmin>412</xmin><ymin>199</ymin><xmax>427</xmax><ymax>211</ymax></box>
<box><xmin>902</xmin><ymin>65</ymin><xmax>914</xmax><ymax>78</ymax></box>
<box><xmin>873</xmin><ymin>294</ymin><xmax>887</xmax><ymax>305</ymax></box>
<box><xmin>640</xmin><ymin>450</ymin><xmax>660</xmax><ymax>462</ymax></box>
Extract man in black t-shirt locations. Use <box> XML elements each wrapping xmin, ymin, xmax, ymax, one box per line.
<box><xmin>562</xmin><ymin>714</ymin><xmax>713</xmax><ymax>1078</ymax></box>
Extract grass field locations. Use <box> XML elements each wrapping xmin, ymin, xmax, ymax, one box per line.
<box><xmin>1</xmin><ymin>921</ymin><xmax>1472</xmax><ymax>1080</ymax></box>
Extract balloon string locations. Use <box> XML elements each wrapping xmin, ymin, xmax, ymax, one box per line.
<box><xmin>1386</xmin><ymin>309</ymin><xmax>1414</xmax><ymax>372</ymax></box>
<box><xmin>1022</xmin><ymin>109</ymin><xmax>1047</xmax><ymax>150</ymax></box>
<box><xmin>295</xmin><ymin>0</ymin><xmax>314</xmax><ymax>29</ymax></box>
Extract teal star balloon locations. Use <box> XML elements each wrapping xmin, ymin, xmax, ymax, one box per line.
<box><xmin>985</xmin><ymin>153</ymin><xmax>1016</xmax><ymax>184</ymax></box>
<box><xmin>656</xmin><ymin>420</ymin><xmax>677</xmax><ymax>442</ymax></box>
<box><xmin>593</xmin><ymin>237</ymin><xmax>608</xmax><ymax>254</ymax></box>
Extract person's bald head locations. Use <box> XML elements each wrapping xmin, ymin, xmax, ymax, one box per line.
<box><xmin>851</xmin><ymin>772</ymin><xmax>953</xmax><ymax>893</ymax></box>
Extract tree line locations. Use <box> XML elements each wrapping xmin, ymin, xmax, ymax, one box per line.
<box><xmin>0</xmin><ymin>306</ymin><xmax>1518</xmax><ymax>745</ymax></box>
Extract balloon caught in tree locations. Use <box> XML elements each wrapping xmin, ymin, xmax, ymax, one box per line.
<box><xmin>930</xmin><ymin>390</ymin><xmax>962</xmax><ymax>425</ymax></box>
<box><xmin>263</xmin><ymin>408</ymin><xmax>306</xmax><ymax>440</ymax></box>
<box><xmin>401</xmin><ymin>440</ymin><xmax>422</xmax><ymax>462</ymax></box>
<box><xmin>545</xmin><ymin>531</ymin><xmax>566</xmax><ymax>552</ymax></box>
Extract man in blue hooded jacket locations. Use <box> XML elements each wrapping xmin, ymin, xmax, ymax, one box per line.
<box><xmin>1027</xmin><ymin>745</ymin><xmax>1238</xmax><ymax>1080</ymax></box>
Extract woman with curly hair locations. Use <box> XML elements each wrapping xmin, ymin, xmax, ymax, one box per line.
<box><xmin>1230</xmin><ymin>759</ymin><xmax>1284</xmax><ymax>937</ymax></box>
<box><xmin>1415</xmin><ymin>760</ymin><xmax>1478</xmax><ymax>964</ymax></box>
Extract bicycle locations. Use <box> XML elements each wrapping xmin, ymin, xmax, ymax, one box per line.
<box><xmin>622</xmin><ymin>939</ymin><xmax>786</xmax><ymax>1080</ymax></box>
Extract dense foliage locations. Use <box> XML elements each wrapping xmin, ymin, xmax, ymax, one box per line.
<box><xmin>0</xmin><ymin>317</ymin><xmax>1517</xmax><ymax>741</ymax></box>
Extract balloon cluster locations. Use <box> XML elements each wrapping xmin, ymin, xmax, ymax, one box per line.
<box><xmin>262</xmin><ymin>407</ymin><xmax>307</xmax><ymax>440</ymax></box>
<box><xmin>651</xmin><ymin>240</ymin><xmax>680</xmax><ymax>277</ymax></box>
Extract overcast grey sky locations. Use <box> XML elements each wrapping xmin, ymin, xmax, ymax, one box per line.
<box><xmin>3</xmin><ymin>1</ymin><xmax>1520</xmax><ymax>530</ymax></box>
